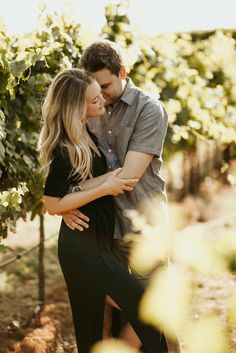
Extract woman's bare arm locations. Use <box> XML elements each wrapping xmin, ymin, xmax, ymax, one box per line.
<box><xmin>45</xmin><ymin>170</ymin><xmax>137</xmax><ymax>215</ymax></box>
<box><xmin>79</xmin><ymin>171</ymin><xmax>114</xmax><ymax>190</ymax></box>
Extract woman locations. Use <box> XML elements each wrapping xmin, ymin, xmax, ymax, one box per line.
<box><xmin>39</xmin><ymin>68</ymin><xmax>168</xmax><ymax>353</ymax></box>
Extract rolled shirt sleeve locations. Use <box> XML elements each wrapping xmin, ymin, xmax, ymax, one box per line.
<box><xmin>127</xmin><ymin>100</ymin><xmax>168</xmax><ymax>158</ymax></box>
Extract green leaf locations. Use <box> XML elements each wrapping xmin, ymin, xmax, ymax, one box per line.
<box><xmin>9</xmin><ymin>60</ymin><xmax>28</xmax><ymax>77</ymax></box>
<box><xmin>0</xmin><ymin>141</ymin><xmax>5</xmax><ymax>161</ymax></box>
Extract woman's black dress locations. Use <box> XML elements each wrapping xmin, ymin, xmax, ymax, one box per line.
<box><xmin>44</xmin><ymin>138</ymin><xmax>168</xmax><ymax>353</ymax></box>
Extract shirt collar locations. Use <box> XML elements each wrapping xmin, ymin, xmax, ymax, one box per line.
<box><xmin>108</xmin><ymin>78</ymin><xmax>136</xmax><ymax>110</ymax></box>
<box><xmin>119</xmin><ymin>78</ymin><xmax>136</xmax><ymax>106</ymax></box>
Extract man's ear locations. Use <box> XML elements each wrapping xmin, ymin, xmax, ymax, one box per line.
<box><xmin>119</xmin><ymin>66</ymin><xmax>127</xmax><ymax>79</ymax></box>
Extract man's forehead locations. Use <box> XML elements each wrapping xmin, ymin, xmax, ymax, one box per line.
<box><xmin>91</xmin><ymin>69</ymin><xmax>114</xmax><ymax>84</ymax></box>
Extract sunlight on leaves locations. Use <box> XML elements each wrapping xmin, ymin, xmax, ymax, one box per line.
<box><xmin>140</xmin><ymin>264</ymin><xmax>191</xmax><ymax>338</ymax></box>
<box><xmin>125</xmin><ymin>198</ymin><xmax>170</xmax><ymax>273</ymax></box>
<box><xmin>227</xmin><ymin>171</ymin><xmax>236</xmax><ymax>186</ymax></box>
<box><xmin>172</xmin><ymin>232</ymin><xmax>226</xmax><ymax>274</ymax></box>
<box><xmin>129</xmin><ymin>232</ymin><xmax>169</xmax><ymax>274</ymax></box>
<box><xmin>185</xmin><ymin>315</ymin><xmax>228</xmax><ymax>353</ymax></box>
<box><xmin>91</xmin><ymin>338</ymin><xmax>140</xmax><ymax>353</ymax></box>
<box><xmin>227</xmin><ymin>291</ymin><xmax>236</xmax><ymax>326</ymax></box>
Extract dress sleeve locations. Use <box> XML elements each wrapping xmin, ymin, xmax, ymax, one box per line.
<box><xmin>44</xmin><ymin>148</ymin><xmax>72</xmax><ymax>198</ymax></box>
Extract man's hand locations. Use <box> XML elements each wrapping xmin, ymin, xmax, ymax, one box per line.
<box><xmin>62</xmin><ymin>209</ymin><xmax>90</xmax><ymax>231</ymax></box>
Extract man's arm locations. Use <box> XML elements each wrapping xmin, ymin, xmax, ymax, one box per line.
<box><xmin>118</xmin><ymin>100</ymin><xmax>168</xmax><ymax>179</ymax></box>
<box><xmin>118</xmin><ymin>151</ymin><xmax>153</xmax><ymax>179</ymax></box>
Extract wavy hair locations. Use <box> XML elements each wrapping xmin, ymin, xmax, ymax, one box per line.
<box><xmin>39</xmin><ymin>68</ymin><xmax>96</xmax><ymax>181</ymax></box>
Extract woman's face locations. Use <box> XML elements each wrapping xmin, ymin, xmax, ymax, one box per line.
<box><xmin>86</xmin><ymin>80</ymin><xmax>106</xmax><ymax>118</ymax></box>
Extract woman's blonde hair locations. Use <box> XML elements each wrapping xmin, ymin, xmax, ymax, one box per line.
<box><xmin>39</xmin><ymin>68</ymin><xmax>96</xmax><ymax>181</ymax></box>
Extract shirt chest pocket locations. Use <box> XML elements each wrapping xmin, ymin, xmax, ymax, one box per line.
<box><xmin>113</xmin><ymin>126</ymin><xmax>133</xmax><ymax>164</ymax></box>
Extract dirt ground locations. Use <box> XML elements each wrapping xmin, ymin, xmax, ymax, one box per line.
<box><xmin>0</xmin><ymin>182</ymin><xmax>236</xmax><ymax>353</ymax></box>
<box><xmin>0</xmin><ymin>214</ymin><xmax>77</xmax><ymax>353</ymax></box>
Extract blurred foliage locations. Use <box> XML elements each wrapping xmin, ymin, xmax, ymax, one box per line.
<box><xmin>93</xmin><ymin>197</ymin><xmax>236</xmax><ymax>353</ymax></box>
<box><xmin>92</xmin><ymin>339</ymin><xmax>139</xmax><ymax>353</ymax></box>
<box><xmin>138</xmin><ymin>199</ymin><xmax>236</xmax><ymax>353</ymax></box>
<box><xmin>0</xmin><ymin>1</ymin><xmax>236</xmax><ymax>237</ymax></box>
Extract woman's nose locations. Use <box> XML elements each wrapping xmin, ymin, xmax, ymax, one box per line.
<box><xmin>100</xmin><ymin>95</ymin><xmax>106</xmax><ymax>104</ymax></box>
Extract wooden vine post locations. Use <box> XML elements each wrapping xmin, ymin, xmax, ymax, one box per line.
<box><xmin>38</xmin><ymin>214</ymin><xmax>45</xmax><ymax>312</ymax></box>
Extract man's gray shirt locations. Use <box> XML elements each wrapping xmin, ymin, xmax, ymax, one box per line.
<box><xmin>87</xmin><ymin>78</ymin><xmax>168</xmax><ymax>239</ymax></box>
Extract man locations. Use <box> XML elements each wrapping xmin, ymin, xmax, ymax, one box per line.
<box><xmin>63</xmin><ymin>40</ymin><xmax>181</xmax><ymax>352</ymax></box>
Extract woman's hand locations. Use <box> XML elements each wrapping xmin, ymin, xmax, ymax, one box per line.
<box><xmin>100</xmin><ymin>168</ymin><xmax>138</xmax><ymax>196</ymax></box>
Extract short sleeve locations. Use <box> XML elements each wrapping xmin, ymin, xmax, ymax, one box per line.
<box><xmin>44</xmin><ymin>148</ymin><xmax>72</xmax><ymax>198</ymax></box>
<box><xmin>128</xmin><ymin>100</ymin><xmax>168</xmax><ymax>158</ymax></box>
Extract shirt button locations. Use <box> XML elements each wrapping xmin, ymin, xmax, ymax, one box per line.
<box><xmin>108</xmin><ymin>149</ymin><xmax>112</xmax><ymax>153</ymax></box>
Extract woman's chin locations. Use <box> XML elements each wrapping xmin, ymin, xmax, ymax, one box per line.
<box><xmin>87</xmin><ymin>109</ymin><xmax>106</xmax><ymax>119</ymax></box>
<box><xmin>97</xmin><ymin>107</ymin><xmax>106</xmax><ymax>116</ymax></box>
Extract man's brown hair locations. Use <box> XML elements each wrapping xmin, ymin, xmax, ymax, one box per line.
<box><xmin>80</xmin><ymin>40</ymin><xmax>124</xmax><ymax>76</ymax></box>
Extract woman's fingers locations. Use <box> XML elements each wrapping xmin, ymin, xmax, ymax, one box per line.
<box><xmin>112</xmin><ymin>186</ymin><xmax>133</xmax><ymax>196</ymax></box>
<box><xmin>124</xmin><ymin>178</ymin><xmax>139</xmax><ymax>186</ymax></box>
<box><xmin>123</xmin><ymin>185</ymin><xmax>134</xmax><ymax>192</ymax></box>
<box><xmin>111</xmin><ymin>168</ymin><xmax>122</xmax><ymax>176</ymax></box>
<box><xmin>104</xmin><ymin>173</ymin><xmax>138</xmax><ymax>195</ymax></box>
